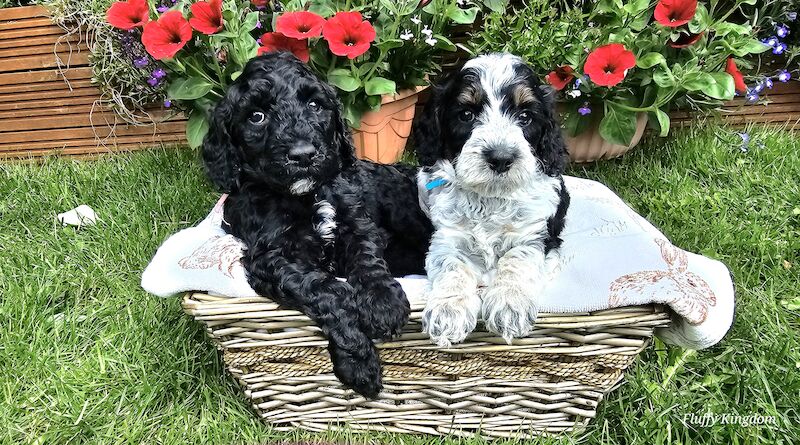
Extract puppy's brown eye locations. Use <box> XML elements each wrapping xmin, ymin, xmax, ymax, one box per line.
<box><xmin>518</xmin><ymin>110</ymin><xmax>533</xmax><ymax>126</ymax></box>
<box><xmin>458</xmin><ymin>110</ymin><xmax>474</xmax><ymax>123</ymax></box>
<box><xmin>249</xmin><ymin>111</ymin><xmax>266</xmax><ymax>125</ymax></box>
<box><xmin>308</xmin><ymin>100</ymin><xmax>322</xmax><ymax>112</ymax></box>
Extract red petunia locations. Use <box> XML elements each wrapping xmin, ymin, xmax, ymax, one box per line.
<box><xmin>190</xmin><ymin>0</ymin><xmax>223</xmax><ymax>35</ymax></box>
<box><xmin>251</xmin><ymin>0</ymin><xmax>267</xmax><ymax>7</ymax></box>
<box><xmin>583</xmin><ymin>43</ymin><xmax>636</xmax><ymax>87</ymax></box>
<box><xmin>545</xmin><ymin>65</ymin><xmax>575</xmax><ymax>90</ymax></box>
<box><xmin>322</xmin><ymin>12</ymin><xmax>376</xmax><ymax>59</ymax></box>
<box><xmin>107</xmin><ymin>0</ymin><xmax>149</xmax><ymax>30</ymax></box>
<box><xmin>258</xmin><ymin>32</ymin><xmax>310</xmax><ymax>62</ymax></box>
<box><xmin>669</xmin><ymin>31</ymin><xmax>704</xmax><ymax>48</ymax></box>
<box><xmin>142</xmin><ymin>11</ymin><xmax>193</xmax><ymax>60</ymax></box>
<box><xmin>654</xmin><ymin>0</ymin><xmax>697</xmax><ymax>28</ymax></box>
<box><xmin>726</xmin><ymin>58</ymin><xmax>747</xmax><ymax>94</ymax></box>
<box><xmin>276</xmin><ymin>11</ymin><xmax>326</xmax><ymax>40</ymax></box>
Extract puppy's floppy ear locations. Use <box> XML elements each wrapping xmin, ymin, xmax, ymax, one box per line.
<box><xmin>535</xmin><ymin>84</ymin><xmax>568</xmax><ymax>176</ymax></box>
<box><xmin>202</xmin><ymin>92</ymin><xmax>240</xmax><ymax>192</ymax></box>
<box><xmin>323</xmin><ymin>83</ymin><xmax>357</xmax><ymax>169</ymax></box>
<box><xmin>412</xmin><ymin>73</ymin><xmax>454</xmax><ymax>166</ymax></box>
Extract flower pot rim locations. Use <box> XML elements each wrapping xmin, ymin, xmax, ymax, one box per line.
<box><xmin>380</xmin><ymin>85</ymin><xmax>428</xmax><ymax>105</ymax></box>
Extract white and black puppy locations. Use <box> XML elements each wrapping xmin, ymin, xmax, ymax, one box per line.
<box><xmin>413</xmin><ymin>53</ymin><xmax>570</xmax><ymax>346</ymax></box>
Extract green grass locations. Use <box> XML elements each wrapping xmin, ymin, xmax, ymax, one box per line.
<box><xmin>0</xmin><ymin>123</ymin><xmax>798</xmax><ymax>444</ymax></box>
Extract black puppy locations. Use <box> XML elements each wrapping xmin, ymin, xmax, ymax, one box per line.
<box><xmin>202</xmin><ymin>52</ymin><xmax>432</xmax><ymax>397</ymax></box>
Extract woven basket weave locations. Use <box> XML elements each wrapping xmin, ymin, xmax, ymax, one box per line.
<box><xmin>182</xmin><ymin>292</ymin><xmax>670</xmax><ymax>438</ymax></box>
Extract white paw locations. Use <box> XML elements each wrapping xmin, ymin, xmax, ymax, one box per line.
<box><xmin>422</xmin><ymin>293</ymin><xmax>480</xmax><ymax>347</ymax></box>
<box><xmin>481</xmin><ymin>282</ymin><xmax>539</xmax><ymax>343</ymax></box>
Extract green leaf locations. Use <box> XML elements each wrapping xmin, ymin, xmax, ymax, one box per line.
<box><xmin>241</xmin><ymin>11</ymin><xmax>259</xmax><ymax>33</ymax></box>
<box><xmin>652</xmin><ymin>108</ymin><xmax>670</xmax><ymax>137</ymax></box>
<box><xmin>653</xmin><ymin>66</ymin><xmax>675</xmax><ymax>88</ymax></box>
<box><xmin>446</xmin><ymin>5</ymin><xmax>479</xmax><ymax>24</ymax></box>
<box><xmin>713</xmin><ymin>22</ymin><xmax>751</xmax><ymax>36</ymax></box>
<box><xmin>563</xmin><ymin>109</ymin><xmax>592</xmax><ymax>137</ymax></box>
<box><xmin>186</xmin><ymin>110</ymin><xmax>210</xmax><ymax>149</ymax></box>
<box><xmin>364</xmin><ymin>77</ymin><xmax>396</xmax><ymax>96</ymax></box>
<box><xmin>343</xmin><ymin>103</ymin><xmax>362</xmax><ymax>128</ymax></box>
<box><xmin>688</xmin><ymin>4</ymin><xmax>710</xmax><ymax>33</ymax></box>
<box><xmin>638</xmin><ymin>52</ymin><xmax>666</xmax><ymax>69</ymax></box>
<box><xmin>599</xmin><ymin>103</ymin><xmax>638</xmax><ymax>146</ymax></box>
<box><xmin>740</xmin><ymin>38</ymin><xmax>771</xmax><ymax>55</ymax></box>
<box><xmin>682</xmin><ymin>72</ymin><xmax>715</xmax><ymax>92</ymax></box>
<box><xmin>377</xmin><ymin>39</ymin><xmax>404</xmax><ymax>51</ymax></box>
<box><xmin>481</xmin><ymin>0</ymin><xmax>507</xmax><ymax>13</ymax></box>
<box><xmin>328</xmin><ymin>69</ymin><xmax>361</xmax><ymax>92</ymax></box>
<box><xmin>623</xmin><ymin>0</ymin><xmax>649</xmax><ymax>14</ymax></box>
<box><xmin>433</xmin><ymin>35</ymin><xmax>457</xmax><ymax>51</ymax></box>
<box><xmin>168</xmin><ymin>77</ymin><xmax>214</xmax><ymax>101</ymax></box>
<box><xmin>704</xmin><ymin>72</ymin><xmax>735</xmax><ymax>100</ymax></box>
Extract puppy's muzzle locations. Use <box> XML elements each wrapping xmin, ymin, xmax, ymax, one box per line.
<box><xmin>288</xmin><ymin>142</ymin><xmax>316</xmax><ymax>166</ymax></box>
<box><xmin>483</xmin><ymin>147</ymin><xmax>518</xmax><ymax>174</ymax></box>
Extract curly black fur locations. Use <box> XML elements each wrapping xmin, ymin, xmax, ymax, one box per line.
<box><xmin>201</xmin><ymin>53</ymin><xmax>432</xmax><ymax>397</ymax></box>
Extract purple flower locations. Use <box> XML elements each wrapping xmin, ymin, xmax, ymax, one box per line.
<box><xmin>578</xmin><ymin>104</ymin><xmax>591</xmax><ymax>115</ymax></box>
<box><xmin>778</xmin><ymin>70</ymin><xmax>792</xmax><ymax>82</ymax></box>
<box><xmin>776</xmin><ymin>24</ymin><xmax>790</xmax><ymax>38</ymax></box>
<box><xmin>156</xmin><ymin>5</ymin><xmax>169</xmax><ymax>13</ymax></box>
<box><xmin>147</xmin><ymin>77</ymin><xmax>160</xmax><ymax>87</ymax></box>
<box><xmin>745</xmin><ymin>90</ymin><xmax>759</xmax><ymax>104</ymax></box>
<box><xmin>753</xmin><ymin>82</ymin><xmax>765</xmax><ymax>93</ymax></box>
<box><xmin>164</xmin><ymin>99</ymin><xmax>172</xmax><ymax>108</ymax></box>
<box><xmin>152</xmin><ymin>68</ymin><xmax>166</xmax><ymax>79</ymax></box>
<box><xmin>574</xmin><ymin>77</ymin><xmax>583</xmax><ymax>88</ymax></box>
<box><xmin>773</xmin><ymin>43</ymin><xmax>788</xmax><ymax>55</ymax></box>
<box><xmin>765</xmin><ymin>78</ymin><xmax>774</xmax><ymax>89</ymax></box>
<box><xmin>133</xmin><ymin>56</ymin><xmax>149</xmax><ymax>68</ymax></box>
<box><xmin>765</xmin><ymin>36</ymin><xmax>780</xmax><ymax>47</ymax></box>
<box><xmin>788</xmin><ymin>12</ymin><xmax>797</xmax><ymax>21</ymax></box>
<box><xmin>255</xmin><ymin>20</ymin><xmax>262</xmax><ymax>29</ymax></box>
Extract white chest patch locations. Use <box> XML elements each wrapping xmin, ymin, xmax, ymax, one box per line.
<box><xmin>313</xmin><ymin>200</ymin><xmax>337</xmax><ymax>245</ymax></box>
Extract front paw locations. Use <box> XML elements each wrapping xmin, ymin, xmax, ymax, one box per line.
<box><xmin>422</xmin><ymin>291</ymin><xmax>481</xmax><ymax>347</ymax></box>
<box><xmin>328</xmin><ymin>337</ymin><xmax>382</xmax><ymax>398</ymax></box>
<box><xmin>481</xmin><ymin>282</ymin><xmax>539</xmax><ymax>343</ymax></box>
<box><xmin>356</xmin><ymin>278</ymin><xmax>410</xmax><ymax>340</ymax></box>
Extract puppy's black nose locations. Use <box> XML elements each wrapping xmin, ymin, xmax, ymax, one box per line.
<box><xmin>288</xmin><ymin>142</ymin><xmax>316</xmax><ymax>165</ymax></box>
<box><xmin>484</xmin><ymin>150</ymin><xmax>516</xmax><ymax>174</ymax></box>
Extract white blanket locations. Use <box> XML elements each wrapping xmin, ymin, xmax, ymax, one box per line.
<box><xmin>142</xmin><ymin>176</ymin><xmax>735</xmax><ymax>350</ymax></box>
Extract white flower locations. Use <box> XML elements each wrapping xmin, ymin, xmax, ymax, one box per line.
<box><xmin>456</xmin><ymin>0</ymin><xmax>467</xmax><ymax>5</ymax></box>
<box><xmin>425</xmin><ymin>37</ymin><xmax>438</xmax><ymax>46</ymax></box>
<box><xmin>566</xmin><ymin>89</ymin><xmax>581</xmax><ymax>98</ymax></box>
<box><xmin>400</xmin><ymin>30</ymin><xmax>414</xmax><ymax>40</ymax></box>
<box><xmin>411</xmin><ymin>15</ymin><xmax>421</xmax><ymax>25</ymax></box>
<box><xmin>421</xmin><ymin>25</ymin><xmax>433</xmax><ymax>36</ymax></box>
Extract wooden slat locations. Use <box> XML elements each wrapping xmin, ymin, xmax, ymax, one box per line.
<box><xmin>0</xmin><ymin>110</ymin><xmax>185</xmax><ymax>133</ymax></box>
<box><xmin>0</xmin><ymin>41</ymin><xmax>89</xmax><ymax>59</ymax></box>
<box><xmin>0</xmin><ymin>79</ymin><xmax>93</xmax><ymax>95</ymax></box>
<box><xmin>0</xmin><ymin>132</ymin><xmax>186</xmax><ymax>152</ymax></box>
<box><xmin>0</xmin><ymin>17</ymin><xmax>55</xmax><ymax>32</ymax></box>
<box><xmin>0</xmin><ymin>96</ymin><xmax>103</xmax><ymax>111</ymax></box>
<box><xmin>0</xmin><ymin>33</ymin><xmax>81</xmax><ymax>50</ymax></box>
<box><xmin>0</xmin><ymin>6</ymin><xmax>49</xmax><ymax>21</ymax></box>
<box><xmin>0</xmin><ymin>121</ymin><xmax>188</xmax><ymax>144</ymax></box>
<box><xmin>0</xmin><ymin>67</ymin><xmax>92</xmax><ymax>85</ymax></box>
<box><xmin>0</xmin><ymin>142</ymin><xmax>183</xmax><ymax>159</ymax></box>
<box><xmin>0</xmin><ymin>102</ymin><xmax>100</xmax><ymax>119</ymax></box>
<box><xmin>0</xmin><ymin>25</ymin><xmax>64</xmax><ymax>41</ymax></box>
<box><xmin>0</xmin><ymin>51</ymin><xmax>89</xmax><ymax>73</ymax></box>
<box><xmin>0</xmin><ymin>86</ymin><xmax>100</xmax><ymax>103</ymax></box>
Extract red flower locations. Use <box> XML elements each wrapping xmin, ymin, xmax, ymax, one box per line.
<box><xmin>189</xmin><ymin>0</ymin><xmax>223</xmax><ymax>35</ymax></box>
<box><xmin>107</xmin><ymin>0</ymin><xmax>149</xmax><ymax>30</ymax></box>
<box><xmin>583</xmin><ymin>43</ymin><xmax>636</xmax><ymax>87</ymax></box>
<box><xmin>654</xmin><ymin>0</ymin><xmax>697</xmax><ymax>28</ymax></box>
<box><xmin>142</xmin><ymin>11</ymin><xmax>193</xmax><ymax>60</ymax></box>
<box><xmin>251</xmin><ymin>0</ymin><xmax>267</xmax><ymax>7</ymax></box>
<box><xmin>669</xmin><ymin>31</ymin><xmax>704</xmax><ymax>48</ymax></box>
<box><xmin>258</xmin><ymin>32</ymin><xmax>310</xmax><ymax>62</ymax></box>
<box><xmin>545</xmin><ymin>66</ymin><xmax>575</xmax><ymax>90</ymax></box>
<box><xmin>322</xmin><ymin>12</ymin><xmax>376</xmax><ymax>59</ymax></box>
<box><xmin>276</xmin><ymin>11</ymin><xmax>326</xmax><ymax>39</ymax></box>
<box><xmin>726</xmin><ymin>58</ymin><xmax>747</xmax><ymax>94</ymax></box>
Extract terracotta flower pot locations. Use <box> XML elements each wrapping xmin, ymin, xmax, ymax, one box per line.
<box><xmin>351</xmin><ymin>86</ymin><xmax>427</xmax><ymax>164</ymax></box>
<box><xmin>567</xmin><ymin>113</ymin><xmax>648</xmax><ymax>163</ymax></box>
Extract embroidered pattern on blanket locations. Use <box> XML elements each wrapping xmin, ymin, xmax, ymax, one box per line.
<box><xmin>178</xmin><ymin>235</ymin><xmax>245</xmax><ymax>278</ymax></box>
<box><xmin>608</xmin><ymin>238</ymin><xmax>717</xmax><ymax>325</ymax></box>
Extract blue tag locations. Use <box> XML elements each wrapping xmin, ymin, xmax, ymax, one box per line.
<box><xmin>425</xmin><ymin>178</ymin><xmax>448</xmax><ymax>190</ymax></box>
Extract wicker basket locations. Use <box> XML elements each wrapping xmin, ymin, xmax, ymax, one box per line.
<box><xmin>182</xmin><ymin>292</ymin><xmax>670</xmax><ymax>439</ymax></box>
